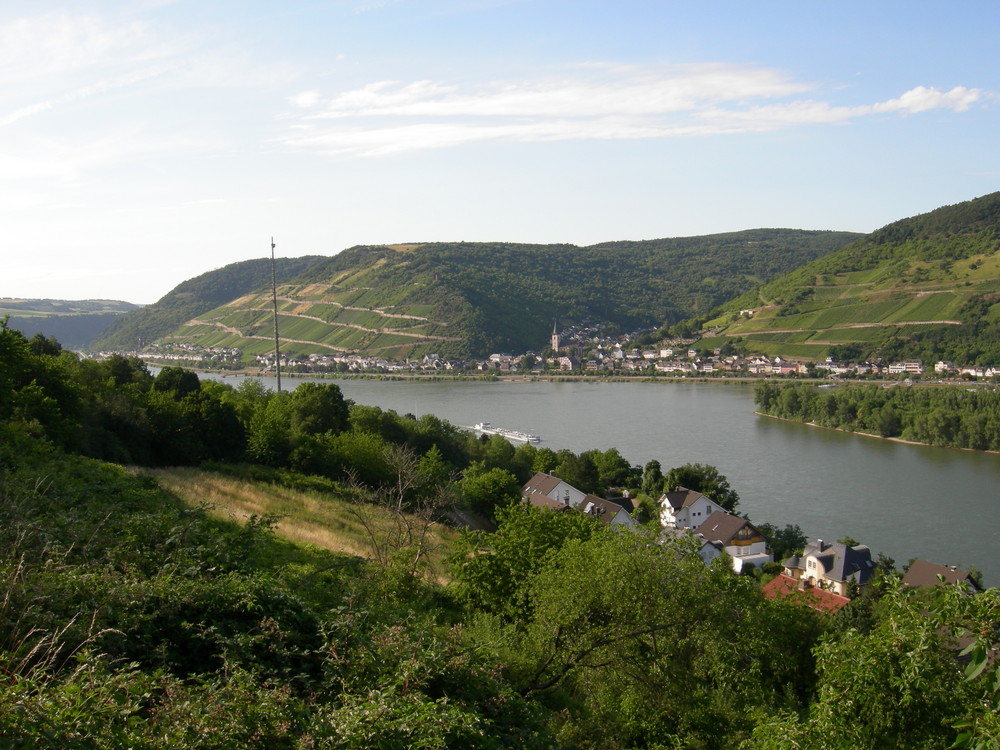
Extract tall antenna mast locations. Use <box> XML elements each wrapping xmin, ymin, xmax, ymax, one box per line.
<box><xmin>270</xmin><ymin>236</ymin><xmax>282</xmax><ymax>393</ymax></box>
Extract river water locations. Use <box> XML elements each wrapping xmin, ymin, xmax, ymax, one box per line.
<box><xmin>204</xmin><ymin>374</ymin><xmax>1000</xmax><ymax>586</ymax></box>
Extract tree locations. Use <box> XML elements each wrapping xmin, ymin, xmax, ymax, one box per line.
<box><xmin>289</xmin><ymin>382</ymin><xmax>349</xmax><ymax>437</ymax></box>
<box><xmin>757</xmin><ymin>522</ymin><xmax>808</xmax><ymax>563</ymax></box>
<box><xmin>752</xmin><ymin>584</ymin><xmax>978</xmax><ymax>749</ymax></box>
<box><xmin>458</xmin><ymin>464</ymin><xmax>521</xmax><ymax>520</ymax></box>
<box><xmin>448</xmin><ymin>503</ymin><xmax>601</xmax><ymax>619</ymax></box>
<box><xmin>589</xmin><ymin>447</ymin><xmax>638</xmax><ymax>490</ymax></box>
<box><xmin>345</xmin><ymin>444</ymin><xmax>454</xmax><ymax>583</ymax></box>
<box><xmin>664</xmin><ymin>462</ymin><xmax>740</xmax><ymax>512</ymax></box>
<box><xmin>641</xmin><ymin>460</ymin><xmax>664</xmax><ymax>497</ymax></box>
<box><xmin>152</xmin><ymin>366</ymin><xmax>201</xmax><ymax>398</ymax></box>
<box><xmin>554</xmin><ymin>451</ymin><xmax>600</xmax><ymax>495</ymax></box>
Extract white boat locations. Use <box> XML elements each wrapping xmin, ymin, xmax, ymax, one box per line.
<box><xmin>473</xmin><ymin>422</ymin><xmax>541</xmax><ymax>443</ymax></box>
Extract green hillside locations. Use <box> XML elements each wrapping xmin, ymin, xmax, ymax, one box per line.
<box><xmin>701</xmin><ymin>192</ymin><xmax>1000</xmax><ymax>363</ymax></box>
<box><xmin>151</xmin><ymin>230</ymin><xmax>857</xmax><ymax>360</ymax></box>
<box><xmin>90</xmin><ymin>256</ymin><xmax>325</xmax><ymax>351</ymax></box>
<box><xmin>0</xmin><ymin>298</ymin><xmax>140</xmax><ymax>349</ymax></box>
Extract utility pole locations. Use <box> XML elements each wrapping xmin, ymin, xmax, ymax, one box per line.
<box><xmin>271</xmin><ymin>237</ymin><xmax>282</xmax><ymax>392</ymax></box>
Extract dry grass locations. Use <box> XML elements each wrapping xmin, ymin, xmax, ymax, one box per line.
<box><xmin>144</xmin><ymin>467</ymin><xmax>461</xmax><ymax>580</ymax></box>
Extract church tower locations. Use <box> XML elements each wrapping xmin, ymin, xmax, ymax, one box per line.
<box><xmin>551</xmin><ymin>320</ymin><xmax>560</xmax><ymax>352</ymax></box>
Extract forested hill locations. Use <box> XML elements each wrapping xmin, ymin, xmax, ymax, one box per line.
<box><xmin>145</xmin><ymin>229</ymin><xmax>857</xmax><ymax>360</ymax></box>
<box><xmin>91</xmin><ymin>255</ymin><xmax>325</xmax><ymax>351</ymax></box>
<box><xmin>0</xmin><ymin>298</ymin><xmax>140</xmax><ymax>349</ymax></box>
<box><xmin>701</xmin><ymin>192</ymin><xmax>1000</xmax><ymax>363</ymax></box>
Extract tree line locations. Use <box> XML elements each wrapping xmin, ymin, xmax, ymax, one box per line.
<box><xmin>755</xmin><ymin>380</ymin><xmax>1000</xmax><ymax>451</ymax></box>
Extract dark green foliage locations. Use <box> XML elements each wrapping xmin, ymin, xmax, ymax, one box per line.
<box><xmin>153</xmin><ymin>365</ymin><xmax>202</xmax><ymax>397</ymax></box>
<box><xmin>755</xmin><ymin>381</ymin><xmax>1000</xmax><ymax>451</ymax></box>
<box><xmin>448</xmin><ymin>503</ymin><xmax>603</xmax><ymax>620</ymax></box>
<box><xmin>664</xmin><ymin>462</ymin><xmax>741</xmax><ymax>512</ymax></box>
<box><xmin>757</xmin><ymin>522</ymin><xmax>808</xmax><ymax>563</ymax></box>
<box><xmin>459</xmin><ymin>464</ymin><xmax>522</xmax><ymax>520</ymax></box>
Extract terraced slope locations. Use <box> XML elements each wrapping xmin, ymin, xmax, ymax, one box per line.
<box><xmin>154</xmin><ymin>231</ymin><xmax>858</xmax><ymax>360</ymax></box>
<box><xmin>91</xmin><ymin>256</ymin><xmax>325</xmax><ymax>351</ymax></box>
<box><xmin>701</xmin><ymin>192</ymin><xmax>1000</xmax><ymax>362</ymax></box>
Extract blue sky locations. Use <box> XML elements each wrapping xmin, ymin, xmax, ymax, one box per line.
<box><xmin>3</xmin><ymin>0</ymin><xmax>998</xmax><ymax>303</ymax></box>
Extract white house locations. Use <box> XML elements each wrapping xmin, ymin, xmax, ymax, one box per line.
<box><xmin>521</xmin><ymin>474</ymin><xmax>638</xmax><ymax>530</ymax></box>
<box><xmin>661</xmin><ymin>527</ymin><xmax>723</xmax><ymax>566</ymax></box>
<box><xmin>579</xmin><ymin>494</ymin><xmax>639</xmax><ymax>530</ymax></box>
<box><xmin>521</xmin><ymin>472</ymin><xmax>587</xmax><ymax>508</ymax></box>
<box><xmin>781</xmin><ymin>539</ymin><xmax>875</xmax><ymax>597</ymax></box>
<box><xmin>694</xmin><ymin>511</ymin><xmax>772</xmax><ymax>573</ymax></box>
<box><xmin>659</xmin><ymin>487</ymin><xmax>727</xmax><ymax>529</ymax></box>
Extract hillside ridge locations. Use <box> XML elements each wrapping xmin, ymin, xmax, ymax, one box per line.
<box><xmin>135</xmin><ymin>229</ymin><xmax>858</xmax><ymax>361</ymax></box>
<box><xmin>699</xmin><ymin>192</ymin><xmax>1000</xmax><ymax>364</ymax></box>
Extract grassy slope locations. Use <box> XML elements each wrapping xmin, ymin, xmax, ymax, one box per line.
<box><xmin>704</xmin><ymin>192</ymin><xmax>1000</xmax><ymax>360</ymax></box>
<box><xmin>146</xmin><ymin>466</ymin><xmax>461</xmax><ymax>582</ymax></box>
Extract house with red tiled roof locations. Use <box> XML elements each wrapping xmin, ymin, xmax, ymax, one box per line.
<box><xmin>762</xmin><ymin>574</ymin><xmax>851</xmax><ymax>614</ymax></box>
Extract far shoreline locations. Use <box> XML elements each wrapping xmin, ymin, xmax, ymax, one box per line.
<box><xmin>754</xmin><ymin>410</ymin><xmax>1000</xmax><ymax>456</ymax></box>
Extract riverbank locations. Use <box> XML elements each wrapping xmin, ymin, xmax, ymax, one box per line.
<box><xmin>754</xmin><ymin>410</ymin><xmax>1000</xmax><ymax>456</ymax></box>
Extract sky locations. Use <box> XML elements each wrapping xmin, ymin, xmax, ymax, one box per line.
<box><xmin>3</xmin><ymin>0</ymin><xmax>998</xmax><ymax>304</ymax></box>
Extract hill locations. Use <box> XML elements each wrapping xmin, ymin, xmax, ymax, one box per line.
<box><xmin>698</xmin><ymin>192</ymin><xmax>1000</xmax><ymax>364</ymax></box>
<box><xmin>146</xmin><ymin>230</ymin><xmax>857</xmax><ymax>361</ymax></box>
<box><xmin>0</xmin><ymin>298</ymin><xmax>141</xmax><ymax>349</ymax></box>
<box><xmin>90</xmin><ymin>255</ymin><xmax>326</xmax><ymax>351</ymax></box>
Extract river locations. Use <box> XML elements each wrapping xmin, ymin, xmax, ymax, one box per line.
<box><xmin>203</xmin><ymin>374</ymin><xmax>1000</xmax><ymax>586</ymax></box>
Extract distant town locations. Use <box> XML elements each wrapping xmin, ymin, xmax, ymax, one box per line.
<box><xmin>102</xmin><ymin>321</ymin><xmax>1000</xmax><ymax>383</ymax></box>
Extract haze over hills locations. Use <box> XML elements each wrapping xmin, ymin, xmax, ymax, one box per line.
<box><xmin>135</xmin><ymin>230</ymin><xmax>858</xmax><ymax>361</ymax></box>
<box><xmin>699</xmin><ymin>191</ymin><xmax>1000</xmax><ymax>365</ymax></box>
<box><xmin>0</xmin><ymin>298</ymin><xmax>141</xmax><ymax>350</ymax></box>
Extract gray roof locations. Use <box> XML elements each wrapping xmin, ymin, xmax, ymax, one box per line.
<box><xmin>660</xmin><ymin>487</ymin><xmax>707</xmax><ymax>512</ymax></box>
<box><xmin>799</xmin><ymin>539</ymin><xmax>875</xmax><ymax>585</ymax></box>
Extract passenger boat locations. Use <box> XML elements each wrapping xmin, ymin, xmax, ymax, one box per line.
<box><xmin>473</xmin><ymin>422</ymin><xmax>541</xmax><ymax>443</ymax></box>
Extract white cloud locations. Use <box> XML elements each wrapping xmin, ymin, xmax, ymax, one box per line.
<box><xmin>872</xmin><ymin>85</ymin><xmax>981</xmax><ymax>114</ymax></box>
<box><xmin>290</xmin><ymin>90</ymin><xmax>323</xmax><ymax>108</ymax></box>
<box><xmin>311</xmin><ymin>64</ymin><xmax>806</xmax><ymax>119</ymax></box>
<box><xmin>0</xmin><ymin>12</ymin><xmax>154</xmax><ymax>81</ymax></box>
<box><xmin>280</xmin><ymin>66</ymin><xmax>988</xmax><ymax>157</ymax></box>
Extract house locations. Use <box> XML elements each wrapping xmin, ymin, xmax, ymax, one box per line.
<box><xmin>521</xmin><ymin>472</ymin><xmax>587</xmax><ymax>508</ymax></box>
<box><xmin>578</xmin><ymin>494</ymin><xmax>639</xmax><ymax>529</ymax></box>
<box><xmin>659</xmin><ymin>487</ymin><xmax>727</xmax><ymax>529</ymax></box>
<box><xmin>761</xmin><ymin>574</ymin><xmax>851</xmax><ymax>614</ymax></box>
<box><xmin>902</xmin><ymin>559</ymin><xmax>982</xmax><ymax>592</ymax></box>
<box><xmin>694</xmin><ymin>511</ymin><xmax>772</xmax><ymax>573</ymax></box>
<box><xmin>781</xmin><ymin>539</ymin><xmax>875</xmax><ymax>597</ymax></box>
<box><xmin>521</xmin><ymin>474</ymin><xmax>638</xmax><ymax>530</ymax></box>
<box><xmin>660</xmin><ymin>527</ymin><xmax>724</xmax><ymax>566</ymax></box>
